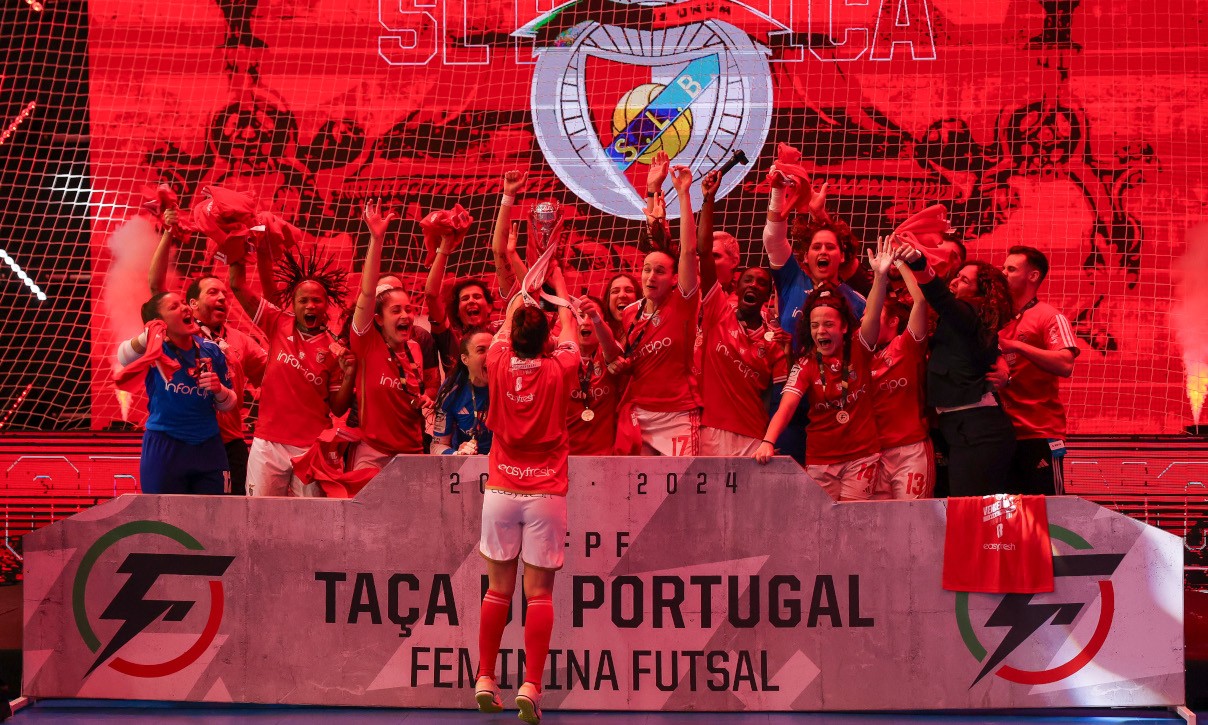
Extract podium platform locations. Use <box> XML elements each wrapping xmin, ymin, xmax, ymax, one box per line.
<box><xmin>22</xmin><ymin>456</ymin><xmax>1185</xmax><ymax>712</ymax></box>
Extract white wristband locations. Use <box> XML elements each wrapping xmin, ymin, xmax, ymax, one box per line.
<box><xmin>768</xmin><ymin>187</ymin><xmax>785</xmax><ymax>215</ymax></box>
<box><xmin>501</xmin><ymin>194</ymin><xmax>515</xmax><ymax>208</ymax></box>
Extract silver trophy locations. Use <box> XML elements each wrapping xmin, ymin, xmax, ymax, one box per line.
<box><xmin>530</xmin><ymin>200</ymin><xmax>562</xmax><ymax>254</ymax></box>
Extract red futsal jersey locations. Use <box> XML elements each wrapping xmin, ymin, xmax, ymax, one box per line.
<box><xmin>252</xmin><ymin>300</ymin><xmax>342</xmax><ymax>448</ymax></box>
<box><xmin>700</xmin><ymin>283</ymin><xmax>788</xmax><ymax>439</ymax></box>
<box><xmin>567</xmin><ymin>351</ymin><xmax>622</xmax><ymax>456</ymax></box>
<box><xmin>942</xmin><ymin>494</ymin><xmax>1054</xmax><ymax>593</ymax></box>
<box><xmin>999</xmin><ymin>301</ymin><xmax>1079</xmax><ymax>439</ymax></box>
<box><xmin>350</xmin><ymin>322</ymin><xmax>426</xmax><ymax>455</ymax></box>
<box><xmin>205</xmin><ymin>324</ymin><xmax>267</xmax><ymax>444</ymax></box>
<box><xmin>486</xmin><ymin>339</ymin><xmax>579</xmax><ymax>496</ymax></box>
<box><xmin>784</xmin><ymin>339</ymin><xmax>879</xmax><ymax>465</ymax></box>
<box><xmin>620</xmin><ymin>287</ymin><xmax>699</xmax><ymax>412</ymax></box>
<box><xmin>870</xmin><ymin>332</ymin><xmax>929</xmax><ymax>449</ymax></box>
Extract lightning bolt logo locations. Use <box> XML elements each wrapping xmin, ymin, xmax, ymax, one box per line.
<box><xmin>74</xmin><ymin>521</ymin><xmax>236</xmax><ymax>679</ymax></box>
<box><xmin>968</xmin><ymin>552</ymin><xmax>1123</xmax><ymax>686</ymax></box>
<box><xmin>87</xmin><ymin>553</ymin><xmax>234</xmax><ymax>675</ymax></box>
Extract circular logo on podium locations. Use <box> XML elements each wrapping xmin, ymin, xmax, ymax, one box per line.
<box><xmin>73</xmin><ymin>521</ymin><xmax>234</xmax><ymax>678</ymax></box>
<box><xmin>955</xmin><ymin>524</ymin><xmax>1121</xmax><ymax>687</ymax></box>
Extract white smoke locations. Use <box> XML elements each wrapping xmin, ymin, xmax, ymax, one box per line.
<box><xmin>1172</xmin><ymin>224</ymin><xmax>1208</xmax><ymax>425</ymax></box>
<box><xmin>103</xmin><ymin>215</ymin><xmax>163</xmax><ymax>358</ymax></box>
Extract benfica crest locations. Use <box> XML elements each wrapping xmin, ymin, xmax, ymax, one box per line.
<box><xmin>516</xmin><ymin>0</ymin><xmax>785</xmax><ymax>219</ymax></box>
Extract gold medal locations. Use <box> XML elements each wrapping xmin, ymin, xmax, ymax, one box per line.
<box><xmin>764</xmin><ymin>330</ymin><xmax>775</xmax><ymax>342</ymax></box>
<box><xmin>836</xmin><ymin>410</ymin><xmax>850</xmax><ymax>425</ymax></box>
<box><xmin>581</xmin><ymin>408</ymin><xmax>596</xmax><ymax>422</ymax></box>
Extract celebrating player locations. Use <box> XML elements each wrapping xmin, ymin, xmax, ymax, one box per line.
<box><xmin>425</xmin><ymin>211</ymin><xmax>495</xmax><ymax>372</ymax></box>
<box><xmin>431</xmin><ymin>330</ymin><xmax>493</xmax><ymax>455</ymax></box>
<box><xmin>118</xmin><ymin>292</ymin><xmax>239</xmax><ymax>494</ymax></box>
<box><xmin>604</xmin><ymin>272</ymin><xmax>638</xmax><ymax>340</ymax></box>
<box><xmin>566</xmin><ymin>296</ymin><xmax>624</xmax><ymax>455</ymax></box>
<box><xmin>149</xmin><ymin>207</ymin><xmax>267</xmax><ymax>494</ymax></box>
<box><xmin>474</xmin><ymin>265</ymin><xmax>579</xmax><ymax>724</ymax></box>
<box><xmin>697</xmin><ymin>170</ymin><xmax>789</xmax><ymax>456</ymax></box>
<box><xmin>229</xmin><ymin>244</ymin><xmax>355</xmax><ymax>496</ymax></box>
<box><xmin>345</xmin><ymin>200</ymin><xmax>434</xmax><ymax>470</ymax></box>
<box><xmin>754</xmin><ymin>237</ymin><xmax>895</xmax><ymax>501</ymax></box>
<box><xmin>869</xmin><ymin>265</ymin><xmax>934</xmax><ymax>499</ymax></box>
<box><xmin>618</xmin><ymin>156</ymin><xmax>701</xmax><ymax>456</ymax></box>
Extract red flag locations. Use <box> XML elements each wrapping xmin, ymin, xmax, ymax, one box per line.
<box><xmin>291</xmin><ymin>428</ymin><xmax>380</xmax><ymax>499</ymax></box>
<box><xmin>113</xmin><ymin>320</ymin><xmax>182</xmax><ymax>391</ymax></box>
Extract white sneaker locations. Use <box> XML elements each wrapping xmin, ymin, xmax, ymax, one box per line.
<box><xmin>515</xmin><ymin>681</ymin><xmax>542</xmax><ymax>724</ymax></box>
<box><xmin>474</xmin><ymin>675</ymin><xmax>503</xmax><ymax>713</ymax></box>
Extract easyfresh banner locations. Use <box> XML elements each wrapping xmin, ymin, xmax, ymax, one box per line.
<box><xmin>24</xmin><ymin>457</ymin><xmax>1184</xmax><ymax>709</ymax></box>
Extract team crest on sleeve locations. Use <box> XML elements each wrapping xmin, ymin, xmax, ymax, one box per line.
<box><xmin>515</xmin><ymin>0</ymin><xmax>783</xmax><ymax>220</ymax></box>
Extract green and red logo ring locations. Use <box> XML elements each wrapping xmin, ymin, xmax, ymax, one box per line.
<box><xmin>955</xmin><ymin>524</ymin><xmax>1115</xmax><ymax>685</ymax></box>
<box><xmin>72</xmin><ymin>520</ymin><xmax>225</xmax><ymax>678</ymax></box>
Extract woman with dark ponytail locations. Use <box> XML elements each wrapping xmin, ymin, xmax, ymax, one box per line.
<box><xmin>473</xmin><ymin>264</ymin><xmax>579</xmax><ymax>723</ymax></box>
<box><xmin>897</xmin><ymin>245</ymin><xmax>1017</xmax><ymax>496</ymax></box>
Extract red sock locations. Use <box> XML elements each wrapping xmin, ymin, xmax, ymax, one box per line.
<box><xmin>477</xmin><ymin>590</ymin><xmax>511</xmax><ymax>679</ymax></box>
<box><xmin>523</xmin><ymin>593</ymin><xmax>554</xmax><ymax>690</ymax></box>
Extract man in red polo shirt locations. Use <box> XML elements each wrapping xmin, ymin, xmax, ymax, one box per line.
<box><xmin>1000</xmin><ymin>246</ymin><xmax>1079</xmax><ymax>495</ymax></box>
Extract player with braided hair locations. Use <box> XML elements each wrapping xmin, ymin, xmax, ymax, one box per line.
<box><xmin>229</xmin><ymin>243</ymin><xmax>355</xmax><ymax>496</ymax></box>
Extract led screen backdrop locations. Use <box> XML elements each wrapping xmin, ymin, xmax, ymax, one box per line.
<box><xmin>1</xmin><ymin>0</ymin><xmax>1205</xmax><ymax>433</ymax></box>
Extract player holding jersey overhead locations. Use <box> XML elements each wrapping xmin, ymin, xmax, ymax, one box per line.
<box><xmin>618</xmin><ymin>154</ymin><xmax>701</xmax><ymax>456</ymax></box>
<box><xmin>152</xmin><ymin>207</ymin><xmax>267</xmax><ymax>495</ymax></box>
<box><xmin>347</xmin><ymin>200</ymin><xmax>432</xmax><ymax>470</ymax></box>
<box><xmin>870</xmin><ymin>265</ymin><xmax>934</xmax><ymax>499</ymax></box>
<box><xmin>696</xmin><ymin>170</ymin><xmax>789</xmax><ymax>456</ymax></box>
<box><xmin>229</xmin><ymin>245</ymin><xmax>355</xmax><ymax>496</ymax></box>
<box><xmin>754</xmin><ymin>237</ymin><xmax>895</xmax><ymax>501</ymax></box>
<box><xmin>474</xmin><ymin>265</ymin><xmax>578</xmax><ymax>724</ymax></box>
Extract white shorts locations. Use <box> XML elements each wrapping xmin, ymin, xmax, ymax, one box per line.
<box><xmin>872</xmin><ymin>439</ymin><xmax>935</xmax><ymax>500</ymax></box>
<box><xmin>806</xmin><ymin>453</ymin><xmax>881</xmax><ymax>502</ymax></box>
<box><xmin>350</xmin><ymin>441</ymin><xmax>393</xmax><ymax>473</ymax></box>
<box><xmin>634</xmin><ymin>407</ymin><xmax>699</xmax><ymax>456</ymax></box>
<box><xmin>700</xmin><ymin>426</ymin><xmax>761</xmax><ymax>457</ymax></box>
<box><xmin>479</xmin><ymin>489</ymin><xmax>568</xmax><ymax>570</ymax></box>
<box><xmin>247</xmin><ymin>438</ymin><xmax>324</xmax><ymax>498</ymax></box>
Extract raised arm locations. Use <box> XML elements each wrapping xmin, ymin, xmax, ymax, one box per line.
<box><xmin>578</xmin><ymin>297</ymin><xmax>622</xmax><ymax>363</ymax></box>
<box><xmin>858</xmin><ymin>236</ymin><xmax>894</xmax><ymax>349</ymax></box>
<box><xmin>492</xmin><ymin>171</ymin><xmax>528</xmax><ymax>297</ymax></box>
<box><xmin>148</xmin><ymin>208</ymin><xmax>178</xmax><ymax>295</ymax></box>
<box><xmin>425</xmin><ymin>234</ymin><xmax>454</xmax><ymax>333</ymax></box>
<box><xmin>898</xmin><ymin>244</ymin><xmax>981</xmax><ymax>336</ymax></box>
<box><xmin>228</xmin><ymin>258</ymin><xmax>260</xmax><ymax>318</ymax></box>
<box><xmin>897</xmin><ymin>264</ymin><xmax>930</xmax><ymax>340</ymax></box>
<box><xmin>697</xmin><ymin>170</ymin><xmax>720</xmax><ymax>294</ymax></box>
<box><xmin>549</xmin><ymin>266</ymin><xmax>576</xmax><ymax>347</ymax></box>
<box><xmin>762</xmin><ymin>170</ymin><xmax>791</xmax><ymax>269</ymax></box>
<box><xmin>353</xmin><ymin>200</ymin><xmax>398</xmax><ymax>334</ymax></box>
<box><xmin>671</xmin><ymin>165</ymin><xmax>698</xmax><ymax>294</ymax></box>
